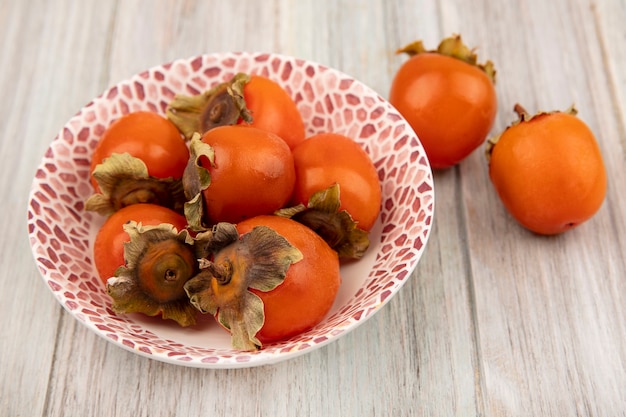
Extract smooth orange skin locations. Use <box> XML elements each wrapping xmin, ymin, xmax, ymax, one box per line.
<box><xmin>243</xmin><ymin>75</ymin><xmax>306</xmax><ymax>150</ymax></box>
<box><xmin>489</xmin><ymin>112</ymin><xmax>607</xmax><ymax>235</ymax></box>
<box><xmin>90</xmin><ymin>111</ymin><xmax>189</xmax><ymax>190</ymax></box>
<box><xmin>93</xmin><ymin>204</ymin><xmax>188</xmax><ymax>286</ymax></box>
<box><xmin>236</xmin><ymin>215</ymin><xmax>341</xmax><ymax>344</ymax></box>
<box><xmin>200</xmin><ymin>125</ymin><xmax>296</xmax><ymax>224</ymax></box>
<box><xmin>290</xmin><ymin>133</ymin><xmax>382</xmax><ymax>231</ymax></box>
<box><xmin>389</xmin><ymin>53</ymin><xmax>497</xmax><ymax>169</ymax></box>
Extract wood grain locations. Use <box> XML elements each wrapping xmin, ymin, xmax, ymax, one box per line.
<box><xmin>1</xmin><ymin>0</ymin><xmax>625</xmax><ymax>416</ymax></box>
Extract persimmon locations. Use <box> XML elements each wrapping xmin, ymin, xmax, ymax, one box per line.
<box><xmin>93</xmin><ymin>203</ymin><xmax>189</xmax><ymax>286</ymax></box>
<box><xmin>106</xmin><ymin>221</ymin><xmax>200</xmax><ymax>327</ymax></box>
<box><xmin>185</xmin><ymin>215</ymin><xmax>341</xmax><ymax>350</ymax></box>
<box><xmin>87</xmin><ymin>111</ymin><xmax>188</xmax><ymax>215</ymax></box>
<box><xmin>276</xmin><ymin>132</ymin><xmax>381</xmax><ymax>259</ymax></box>
<box><xmin>183</xmin><ymin>125</ymin><xmax>296</xmax><ymax>229</ymax></box>
<box><xmin>486</xmin><ymin>105</ymin><xmax>607</xmax><ymax>235</ymax></box>
<box><xmin>290</xmin><ymin>132</ymin><xmax>381</xmax><ymax>231</ymax></box>
<box><xmin>167</xmin><ymin>73</ymin><xmax>306</xmax><ymax>149</ymax></box>
<box><xmin>237</xmin><ymin>216</ymin><xmax>340</xmax><ymax>345</ymax></box>
<box><xmin>389</xmin><ymin>35</ymin><xmax>497</xmax><ymax>169</ymax></box>
<box><xmin>93</xmin><ymin>204</ymin><xmax>199</xmax><ymax>326</ymax></box>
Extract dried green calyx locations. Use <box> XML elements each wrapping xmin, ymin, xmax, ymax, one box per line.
<box><xmin>166</xmin><ymin>72</ymin><xmax>253</xmax><ymax>140</ymax></box>
<box><xmin>485</xmin><ymin>103</ymin><xmax>578</xmax><ymax>162</ymax></box>
<box><xmin>397</xmin><ymin>34</ymin><xmax>496</xmax><ymax>84</ymax></box>
<box><xmin>86</xmin><ymin>153</ymin><xmax>186</xmax><ymax>216</ymax></box>
<box><xmin>106</xmin><ymin>221</ymin><xmax>200</xmax><ymax>327</ymax></box>
<box><xmin>275</xmin><ymin>183</ymin><xmax>370</xmax><ymax>259</ymax></box>
<box><xmin>184</xmin><ymin>225</ymin><xmax>303</xmax><ymax>351</ymax></box>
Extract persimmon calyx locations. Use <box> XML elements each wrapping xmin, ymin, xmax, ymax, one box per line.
<box><xmin>184</xmin><ymin>225</ymin><xmax>303</xmax><ymax>351</ymax></box>
<box><xmin>275</xmin><ymin>183</ymin><xmax>370</xmax><ymax>259</ymax></box>
<box><xmin>182</xmin><ymin>134</ymin><xmax>215</xmax><ymax>231</ymax></box>
<box><xmin>106</xmin><ymin>221</ymin><xmax>200</xmax><ymax>327</ymax></box>
<box><xmin>193</xmin><ymin>222</ymin><xmax>240</xmax><ymax>259</ymax></box>
<box><xmin>397</xmin><ymin>34</ymin><xmax>496</xmax><ymax>84</ymax></box>
<box><xmin>166</xmin><ymin>72</ymin><xmax>252</xmax><ymax>140</ymax></box>
<box><xmin>85</xmin><ymin>153</ymin><xmax>186</xmax><ymax>216</ymax></box>
<box><xmin>512</xmin><ymin>103</ymin><xmax>578</xmax><ymax>122</ymax></box>
<box><xmin>485</xmin><ymin>103</ymin><xmax>578</xmax><ymax>162</ymax></box>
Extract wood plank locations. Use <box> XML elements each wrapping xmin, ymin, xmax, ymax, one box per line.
<box><xmin>0</xmin><ymin>0</ymin><xmax>117</xmax><ymax>416</ymax></box>
<box><xmin>451</xmin><ymin>0</ymin><xmax>626</xmax><ymax>415</ymax></box>
<box><xmin>593</xmin><ymin>0</ymin><xmax>626</xmax><ymax>155</ymax></box>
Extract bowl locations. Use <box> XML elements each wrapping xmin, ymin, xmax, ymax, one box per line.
<box><xmin>27</xmin><ymin>52</ymin><xmax>434</xmax><ymax>368</ymax></box>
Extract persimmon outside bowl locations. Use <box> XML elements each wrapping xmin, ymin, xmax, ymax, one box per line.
<box><xmin>27</xmin><ymin>52</ymin><xmax>434</xmax><ymax>368</ymax></box>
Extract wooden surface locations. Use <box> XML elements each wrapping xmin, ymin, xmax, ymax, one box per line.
<box><xmin>2</xmin><ymin>0</ymin><xmax>625</xmax><ymax>415</ymax></box>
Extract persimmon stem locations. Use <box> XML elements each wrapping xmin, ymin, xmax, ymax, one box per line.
<box><xmin>199</xmin><ymin>259</ymin><xmax>232</xmax><ymax>285</ymax></box>
<box><xmin>514</xmin><ymin>103</ymin><xmax>529</xmax><ymax>119</ymax></box>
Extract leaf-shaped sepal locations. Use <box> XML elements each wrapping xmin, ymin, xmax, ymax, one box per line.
<box><xmin>182</xmin><ymin>134</ymin><xmax>215</xmax><ymax>231</ymax></box>
<box><xmin>86</xmin><ymin>153</ymin><xmax>186</xmax><ymax>216</ymax></box>
<box><xmin>275</xmin><ymin>183</ymin><xmax>370</xmax><ymax>259</ymax></box>
<box><xmin>166</xmin><ymin>72</ymin><xmax>252</xmax><ymax>140</ymax></box>
<box><xmin>397</xmin><ymin>34</ymin><xmax>496</xmax><ymax>83</ymax></box>
<box><xmin>106</xmin><ymin>222</ymin><xmax>200</xmax><ymax>327</ymax></box>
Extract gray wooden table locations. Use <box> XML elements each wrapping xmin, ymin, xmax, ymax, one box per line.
<box><xmin>2</xmin><ymin>0</ymin><xmax>625</xmax><ymax>415</ymax></box>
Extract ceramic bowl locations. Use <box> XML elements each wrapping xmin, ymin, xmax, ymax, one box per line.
<box><xmin>27</xmin><ymin>52</ymin><xmax>434</xmax><ymax>368</ymax></box>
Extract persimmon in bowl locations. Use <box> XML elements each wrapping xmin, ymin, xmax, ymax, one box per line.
<box><xmin>27</xmin><ymin>52</ymin><xmax>434</xmax><ymax>368</ymax></box>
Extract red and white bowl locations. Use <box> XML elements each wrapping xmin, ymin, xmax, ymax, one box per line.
<box><xmin>27</xmin><ymin>52</ymin><xmax>434</xmax><ymax>368</ymax></box>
